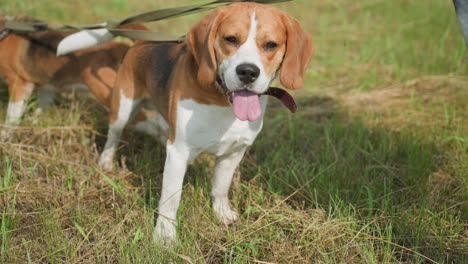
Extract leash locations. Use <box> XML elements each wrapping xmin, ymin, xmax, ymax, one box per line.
<box><xmin>264</xmin><ymin>87</ymin><xmax>297</xmax><ymax>113</ymax></box>
<box><xmin>4</xmin><ymin>0</ymin><xmax>291</xmax><ymax>42</ymax></box>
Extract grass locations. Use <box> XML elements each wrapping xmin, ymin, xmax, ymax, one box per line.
<box><xmin>1</xmin><ymin>0</ymin><xmax>467</xmax><ymax>263</ymax></box>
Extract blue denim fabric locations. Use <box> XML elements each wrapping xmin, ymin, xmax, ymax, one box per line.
<box><xmin>454</xmin><ymin>0</ymin><xmax>468</xmax><ymax>46</ymax></box>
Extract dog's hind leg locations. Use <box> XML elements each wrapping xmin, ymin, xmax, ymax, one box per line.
<box><xmin>98</xmin><ymin>89</ymin><xmax>141</xmax><ymax>170</ymax></box>
<box><xmin>34</xmin><ymin>84</ymin><xmax>56</xmax><ymax>115</ymax></box>
<box><xmin>211</xmin><ymin>147</ymin><xmax>248</xmax><ymax>225</ymax></box>
<box><xmin>131</xmin><ymin>110</ymin><xmax>169</xmax><ymax>146</ymax></box>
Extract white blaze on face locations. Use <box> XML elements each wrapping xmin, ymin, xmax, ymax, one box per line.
<box><xmin>219</xmin><ymin>12</ymin><xmax>272</xmax><ymax>94</ymax></box>
<box><xmin>219</xmin><ymin>12</ymin><xmax>274</xmax><ymax>122</ymax></box>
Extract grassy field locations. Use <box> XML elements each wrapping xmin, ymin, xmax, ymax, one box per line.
<box><xmin>1</xmin><ymin>0</ymin><xmax>467</xmax><ymax>263</ymax></box>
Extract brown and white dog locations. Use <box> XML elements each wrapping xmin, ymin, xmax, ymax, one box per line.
<box><xmin>0</xmin><ymin>14</ymin><xmax>149</xmax><ymax>131</ymax></box>
<box><xmin>58</xmin><ymin>2</ymin><xmax>313</xmax><ymax>244</ymax></box>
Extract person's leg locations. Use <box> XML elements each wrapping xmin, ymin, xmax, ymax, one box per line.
<box><xmin>454</xmin><ymin>0</ymin><xmax>468</xmax><ymax>46</ymax></box>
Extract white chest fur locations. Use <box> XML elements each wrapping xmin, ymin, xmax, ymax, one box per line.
<box><xmin>173</xmin><ymin>97</ymin><xmax>268</xmax><ymax>160</ymax></box>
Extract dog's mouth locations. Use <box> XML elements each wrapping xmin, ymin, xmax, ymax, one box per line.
<box><xmin>216</xmin><ymin>75</ymin><xmax>298</xmax><ymax>121</ymax></box>
<box><xmin>231</xmin><ymin>90</ymin><xmax>262</xmax><ymax>121</ymax></box>
<box><xmin>216</xmin><ymin>75</ymin><xmax>263</xmax><ymax>121</ymax></box>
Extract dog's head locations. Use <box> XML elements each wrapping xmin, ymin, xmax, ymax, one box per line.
<box><xmin>186</xmin><ymin>2</ymin><xmax>313</xmax><ymax>121</ymax></box>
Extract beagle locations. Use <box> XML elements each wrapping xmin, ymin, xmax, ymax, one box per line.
<box><xmin>0</xmin><ymin>15</ymin><xmax>150</xmax><ymax>132</ymax></box>
<box><xmin>59</xmin><ymin>2</ymin><xmax>313</xmax><ymax>244</ymax></box>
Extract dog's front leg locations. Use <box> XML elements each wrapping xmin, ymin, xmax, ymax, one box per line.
<box><xmin>4</xmin><ymin>81</ymin><xmax>35</xmax><ymax>126</ymax></box>
<box><xmin>211</xmin><ymin>147</ymin><xmax>248</xmax><ymax>225</ymax></box>
<box><xmin>1</xmin><ymin>79</ymin><xmax>35</xmax><ymax>139</ymax></box>
<box><xmin>153</xmin><ymin>143</ymin><xmax>190</xmax><ymax>244</ymax></box>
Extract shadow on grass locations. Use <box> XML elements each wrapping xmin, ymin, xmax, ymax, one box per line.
<box><xmin>250</xmin><ymin>96</ymin><xmax>437</xmax><ymax>209</ymax></box>
<box><xmin>235</xmin><ymin>95</ymin><xmax>464</xmax><ymax>263</ymax></box>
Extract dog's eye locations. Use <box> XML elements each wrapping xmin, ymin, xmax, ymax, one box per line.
<box><xmin>263</xmin><ymin>41</ymin><xmax>278</xmax><ymax>51</ymax></box>
<box><xmin>224</xmin><ymin>36</ymin><xmax>239</xmax><ymax>45</ymax></box>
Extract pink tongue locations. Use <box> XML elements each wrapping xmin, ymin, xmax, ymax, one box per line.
<box><xmin>232</xmin><ymin>90</ymin><xmax>262</xmax><ymax>121</ymax></box>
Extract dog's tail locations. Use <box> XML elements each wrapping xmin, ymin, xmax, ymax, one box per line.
<box><xmin>56</xmin><ymin>24</ymin><xmax>150</xmax><ymax>56</ymax></box>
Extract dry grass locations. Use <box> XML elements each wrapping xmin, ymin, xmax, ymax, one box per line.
<box><xmin>1</xmin><ymin>0</ymin><xmax>467</xmax><ymax>263</ymax></box>
<box><xmin>0</xmin><ymin>107</ymin><xmax>390</xmax><ymax>263</ymax></box>
<box><xmin>339</xmin><ymin>75</ymin><xmax>468</xmax><ymax>130</ymax></box>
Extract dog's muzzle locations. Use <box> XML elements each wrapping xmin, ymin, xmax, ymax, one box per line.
<box><xmin>216</xmin><ymin>75</ymin><xmax>297</xmax><ymax>113</ymax></box>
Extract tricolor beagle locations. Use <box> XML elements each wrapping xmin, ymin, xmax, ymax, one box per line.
<box><xmin>60</xmin><ymin>2</ymin><xmax>313</xmax><ymax>244</ymax></box>
<box><xmin>0</xmin><ymin>15</ymin><xmax>148</xmax><ymax>132</ymax></box>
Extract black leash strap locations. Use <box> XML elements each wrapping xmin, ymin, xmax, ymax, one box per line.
<box><xmin>4</xmin><ymin>0</ymin><xmax>291</xmax><ymax>42</ymax></box>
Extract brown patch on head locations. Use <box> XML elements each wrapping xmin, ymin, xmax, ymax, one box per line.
<box><xmin>254</xmin><ymin>7</ymin><xmax>289</xmax><ymax>79</ymax></box>
<box><xmin>186</xmin><ymin>6</ymin><xmax>228</xmax><ymax>86</ymax></box>
<box><xmin>212</xmin><ymin>6</ymin><xmax>251</xmax><ymax>67</ymax></box>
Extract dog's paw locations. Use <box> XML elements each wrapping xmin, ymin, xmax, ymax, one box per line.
<box><xmin>98</xmin><ymin>153</ymin><xmax>114</xmax><ymax>171</ymax></box>
<box><xmin>153</xmin><ymin>218</ymin><xmax>177</xmax><ymax>246</ymax></box>
<box><xmin>98</xmin><ymin>159</ymin><xmax>113</xmax><ymax>171</ymax></box>
<box><xmin>0</xmin><ymin>129</ymin><xmax>12</xmax><ymax>141</ymax></box>
<box><xmin>213</xmin><ymin>200</ymin><xmax>238</xmax><ymax>225</ymax></box>
<box><xmin>33</xmin><ymin>107</ymin><xmax>44</xmax><ymax>116</ymax></box>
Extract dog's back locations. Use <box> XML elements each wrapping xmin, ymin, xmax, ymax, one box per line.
<box><xmin>0</xmin><ymin>14</ymin><xmax>78</xmax><ymax>85</ymax></box>
<box><xmin>112</xmin><ymin>41</ymin><xmax>187</xmax><ymax>120</ymax></box>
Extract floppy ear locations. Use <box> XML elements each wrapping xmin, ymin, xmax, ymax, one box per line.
<box><xmin>186</xmin><ymin>7</ymin><xmax>226</xmax><ymax>86</ymax></box>
<box><xmin>279</xmin><ymin>14</ymin><xmax>314</xmax><ymax>90</ymax></box>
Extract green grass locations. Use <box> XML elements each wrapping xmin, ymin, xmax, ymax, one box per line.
<box><xmin>1</xmin><ymin>0</ymin><xmax>467</xmax><ymax>263</ymax></box>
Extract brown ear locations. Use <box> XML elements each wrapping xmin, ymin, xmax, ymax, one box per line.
<box><xmin>280</xmin><ymin>14</ymin><xmax>314</xmax><ymax>90</ymax></box>
<box><xmin>186</xmin><ymin>7</ymin><xmax>226</xmax><ymax>86</ymax></box>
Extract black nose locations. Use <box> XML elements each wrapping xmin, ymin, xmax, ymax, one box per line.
<box><xmin>236</xmin><ymin>63</ymin><xmax>260</xmax><ymax>84</ymax></box>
